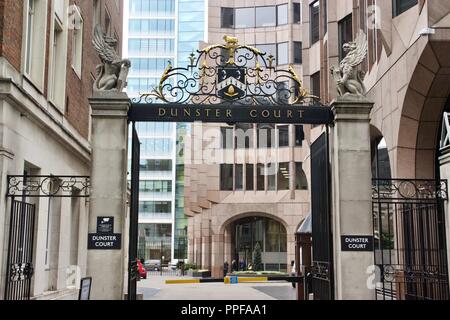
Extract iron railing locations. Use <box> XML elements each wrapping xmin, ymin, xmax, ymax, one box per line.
<box><xmin>372</xmin><ymin>179</ymin><xmax>449</xmax><ymax>300</ymax></box>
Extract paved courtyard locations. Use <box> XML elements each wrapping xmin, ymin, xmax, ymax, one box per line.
<box><xmin>137</xmin><ymin>276</ymin><xmax>297</xmax><ymax>300</ymax></box>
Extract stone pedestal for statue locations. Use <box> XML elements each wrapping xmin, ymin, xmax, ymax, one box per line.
<box><xmin>87</xmin><ymin>92</ymin><xmax>130</xmax><ymax>300</ymax></box>
<box><xmin>330</xmin><ymin>96</ymin><xmax>375</xmax><ymax>300</ymax></box>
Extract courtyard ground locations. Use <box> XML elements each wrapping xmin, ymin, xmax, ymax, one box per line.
<box><xmin>137</xmin><ymin>276</ymin><xmax>297</xmax><ymax>300</ymax></box>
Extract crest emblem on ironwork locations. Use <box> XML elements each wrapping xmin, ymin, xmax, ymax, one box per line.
<box><xmin>133</xmin><ymin>35</ymin><xmax>314</xmax><ymax>106</ymax></box>
<box><xmin>217</xmin><ymin>66</ymin><xmax>247</xmax><ymax>101</ymax></box>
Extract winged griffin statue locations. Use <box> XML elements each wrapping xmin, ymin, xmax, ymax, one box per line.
<box><xmin>92</xmin><ymin>24</ymin><xmax>131</xmax><ymax>92</ymax></box>
<box><xmin>330</xmin><ymin>30</ymin><xmax>368</xmax><ymax>97</ymax></box>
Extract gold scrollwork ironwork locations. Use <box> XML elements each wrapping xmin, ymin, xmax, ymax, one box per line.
<box><xmin>134</xmin><ymin>35</ymin><xmax>315</xmax><ymax>106</ymax></box>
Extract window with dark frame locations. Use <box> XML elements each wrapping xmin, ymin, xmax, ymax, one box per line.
<box><xmin>278</xmin><ymin>125</ymin><xmax>289</xmax><ymax>147</ymax></box>
<box><xmin>338</xmin><ymin>14</ymin><xmax>353</xmax><ymax>61</ymax></box>
<box><xmin>310</xmin><ymin>1</ymin><xmax>320</xmax><ymax>44</ymax></box>
<box><xmin>311</xmin><ymin>71</ymin><xmax>321</xmax><ymax>98</ymax></box>
<box><xmin>257</xmin><ymin>164</ymin><xmax>265</xmax><ymax>191</ymax></box>
<box><xmin>246</xmin><ymin>164</ymin><xmax>254</xmax><ymax>191</ymax></box>
<box><xmin>293</xmin><ymin>2</ymin><xmax>301</xmax><ymax>24</ymax></box>
<box><xmin>277</xmin><ymin>162</ymin><xmax>290</xmax><ymax>190</ymax></box>
<box><xmin>221</xmin><ymin>7</ymin><xmax>234</xmax><ymax>28</ymax></box>
<box><xmin>235</xmin><ymin>164</ymin><xmax>243</xmax><ymax>191</ymax></box>
<box><xmin>294</xmin><ymin>41</ymin><xmax>302</xmax><ymax>64</ymax></box>
<box><xmin>295</xmin><ymin>125</ymin><xmax>304</xmax><ymax>146</ymax></box>
<box><xmin>220</xmin><ymin>4</ymin><xmax>298</xmax><ymax>29</ymax></box>
<box><xmin>393</xmin><ymin>0</ymin><xmax>418</xmax><ymax>17</ymax></box>
<box><xmin>220</xmin><ymin>164</ymin><xmax>234</xmax><ymax>191</ymax></box>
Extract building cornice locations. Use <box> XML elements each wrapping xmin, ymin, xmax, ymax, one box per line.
<box><xmin>0</xmin><ymin>78</ymin><xmax>91</xmax><ymax>166</ymax></box>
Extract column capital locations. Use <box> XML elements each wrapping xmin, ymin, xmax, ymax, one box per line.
<box><xmin>89</xmin><ymin>92</ymin><xmax>131</xmax><ymax>118</ymax></box>
<box><xmin>331</xmin><ymin>96</ymin><xmax>374</xmax><ymax>123</ymax></box>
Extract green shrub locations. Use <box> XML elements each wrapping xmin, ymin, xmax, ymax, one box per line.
<box><xmin>184</xmin><ymin>263</ymin><xmax>198</xmax><ymax>270</ymax></box>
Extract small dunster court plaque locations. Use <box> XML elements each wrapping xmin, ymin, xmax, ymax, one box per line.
<box><xmin>341</xmin><ymin>235</ymin><xmax>374</xmax><ymax>252</ymax></box>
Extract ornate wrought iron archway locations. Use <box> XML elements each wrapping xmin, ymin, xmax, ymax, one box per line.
<box><xmin>128</xmin><ymin>36</ymin><xmax>333</xmax><ymax>124</ymax></box>
<box><xmin>126</xmin><ymin>36</ymin><xmax>335</xmax><ymax>300</ymax></box>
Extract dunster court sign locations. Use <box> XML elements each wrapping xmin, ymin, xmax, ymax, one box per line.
<box><xmin>128</xmin><ymin>103</ymin><xmax>334</xmax><ymax>124</ymax></box>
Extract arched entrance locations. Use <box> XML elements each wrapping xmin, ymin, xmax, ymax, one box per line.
<box><xmin>125</xmin><ymin>36</ymin><xmax>334</xmax><ymax>300</ymax></box>
<box><xmin>88</xmin><ymin>33</ymin><xmax>378</xmax><ymax>301</ymax></box>
<box><xmin>369</xmin><ymin>37</ymin><xmax>450</xmax><ymax>300</ymax></box>
<box><xmin>226</xmin><ymin>216</ymin><xmax>288</xmax><ymax>273</ymax></box>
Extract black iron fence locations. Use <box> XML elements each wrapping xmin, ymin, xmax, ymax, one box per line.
<box><xmin>138</xmin><ymin>239</ymin><xmax>181</xmax><ymax>276</ymax></box>
<box><xmin>372</xmin><ymin>179</ymin><xmax>449</xmax><ymax>300</ymax></box>
<box><xmin>5</xmin><ymin>200</ymin><xmax>36</xmax><ymax>300</ymax></box>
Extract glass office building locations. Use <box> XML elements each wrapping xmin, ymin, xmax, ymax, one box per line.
<box><xmin>125</xmin><ymin>0</ymin><xmax>205</xmax><ymax>261</ymax></box>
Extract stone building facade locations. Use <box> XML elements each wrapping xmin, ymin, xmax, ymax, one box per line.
<box><xmin>185</xmin><ymin>0</ymin><xmax>450</xmax><ymax>293</ymax></box>
<box><xmin>0</xmin><ymin>0</ymin><xmax>123</xmax><ymax>300</ymax></box>
<box><xmin>303</xmin><ymin>0</ymin><xmax>450</xmax><ymax>298</ymax></box>
<box><xmin>184</xmin><ymin>0</ymin><xmax>309</xmax><ymax>277</ymax></box>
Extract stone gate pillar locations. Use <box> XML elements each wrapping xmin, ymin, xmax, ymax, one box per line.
<box><xmin>87</xmin><ymin>92</ymin><xmax>130</xmax><ymax>300</ymax></box>
<box><xmin>330</xmin><ymin>96</ymin><xmax>375</xmax><ymax>300</ymax></box>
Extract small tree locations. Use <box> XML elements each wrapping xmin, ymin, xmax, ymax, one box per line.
<box><xmin>253</xmin><ymin>242</ymin><xmax>262</xmax><ymax>271</ymax></box>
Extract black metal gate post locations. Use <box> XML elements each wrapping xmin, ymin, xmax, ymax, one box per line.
<box><xmin>128</xmin><ymin>122</ymin><xmax>141</xmax><ymax>300</ymax></box>
<box><xmin>310</xmin><ymin>130</ymin><xmax>334</xmax><ymax>300</ymax></box>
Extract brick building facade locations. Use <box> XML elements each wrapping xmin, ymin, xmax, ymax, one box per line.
<box><xmin>0</xmin><ymin>0</ymin><xmax>123</xmax><ymax>300</ymax></box>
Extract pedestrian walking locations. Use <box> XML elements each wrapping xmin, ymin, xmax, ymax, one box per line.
<box><xmin>231</xmin><ymin>259</ymin><xmax>237</xmax><ymax>272</ymax></box>
<box><xmin>291</xmin><ymin>260</ymin><xmax>296</xmax><ymax>288</ymax></box>
<box><xmin>239</xmin><ymin>260</ymin><xmax>246</xmax><ymax>271</ymax></box>
<box><xmin>223</xmin><ymin>261</ymin><xmax>229</xmax><ymax>276</ymax></box>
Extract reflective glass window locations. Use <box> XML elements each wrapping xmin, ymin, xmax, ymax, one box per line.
<box><xmin>256</xmin><ymin>6</ymin><xmax>276</xmax><ymax>27</ymax></box>
<box><xmin>277</xmin><ymin>4</ymin><xmax>288</xmax><ymax>25</ymax></box>
<box><xmin>235</xmin><ymin>8</ymin><xmax>255</xmax><ymax>28</ymax></box>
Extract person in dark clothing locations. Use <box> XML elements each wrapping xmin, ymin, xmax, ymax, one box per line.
<box><xmin>223</xmin><ymin>261</ymin><xmax>229</xmax><ymax>276</ymax></box>
<box><xmin>231</xmin><ymin>260</ymin><xmax>238</xmax><ymax>272</ymax></box>
<box><xmin>239</xmin><ymin>260</ymin><xmax>246</xmax><ymax>271</ymax></box>
<box><xmin>291</xmin><ymin>260</ymin><xmax>296</xmax><ymax>288</ymax></box>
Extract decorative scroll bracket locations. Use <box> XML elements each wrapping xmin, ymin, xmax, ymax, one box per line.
<box><xmin>6</xmin><ymin>175</ymin><xmax>90</xmax><ymax>198</ymax></box>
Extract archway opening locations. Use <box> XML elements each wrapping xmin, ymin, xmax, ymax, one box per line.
<box><xmin>226</xmin><ymin>216</ymin><xmax>288</xmax><ymax>273</ymax></box>
<box><xmin>371</xmin><ymin>125</ymin><xmax>392</xmax><ymax>180</ymax></box>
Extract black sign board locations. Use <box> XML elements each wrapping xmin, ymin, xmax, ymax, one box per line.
<box><xmin>341</xmin><ymin>235</ymin><xmax>374</xmax><ymax>252</ymax></box>
<box><xmin>78</xmin><ymin>277</ymin><xmax>92</xmax><ymax>300</ymax></box>
<box><xmin>88</xmin><ymin>233</ymin><xmax>122</xmax><ymax>250</ymax></box>
<box><xmin>129</xmin><ymin>103</ymin><xmax>334</xmax><ymax>125</ymax></box>
<box><xmin>97</xmin><ymin>216</ymin><xmax>114</xmax><ymax>234</ymax></box>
